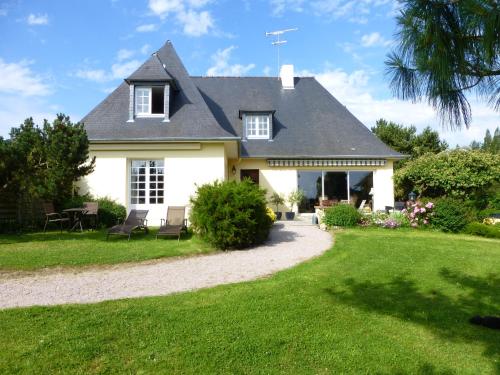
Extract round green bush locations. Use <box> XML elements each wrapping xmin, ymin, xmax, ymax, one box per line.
<box><xmin>430</xmin><ymin>198</ymin><xmax>474</xmax><ymax>233</ymax></box>
<box><xmin>189</xmin><ymin>180</ymin><xmax>273</xmax><ymax>250</ymax></box>
<box><xmin>323</xmin><ymin>204</ymin><xmax>361</xmax><ymax>228</ymax></box>
<box><xmin>97</xmin><ymin>197</ymin><xmax>126</xmax><ymax>228</ymax></box>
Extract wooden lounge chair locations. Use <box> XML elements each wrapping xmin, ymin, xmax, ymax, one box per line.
<box><xmin>83</xmin><ymin>202</ymin><xmax>99</xmax><ymax>230</ymax></box>
<box><xmin>156</xmin><ymin>206</ymin><xmax>187</xmax><ymax>242</ymax></box>
<box><xmin>106</xmin><ymin>209</ymin><xmax>149</xmax><ymax>240</ymax></box>
<box><xmin>43</xmin><ymin>202</ymin><xmax>70</xmax><ymax>232</ymax></box>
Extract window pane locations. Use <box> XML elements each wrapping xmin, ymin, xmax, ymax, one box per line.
<box><xmin>324</xmin><ymin>172</ymin><xmax>348</xmax><ymax>201</ymax></box>
<box><xmin>298</xmin><ymin>171</ymin><xmax>322</xmax><ymax>213</ymax></box>
<box><xmin>349</xmin><ymin>171</ymin><xmax>373</xmax><ymax>208</ymax></box>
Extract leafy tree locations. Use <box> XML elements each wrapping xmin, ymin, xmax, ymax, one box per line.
<box><xmin>1</xmin><ymin>114</ymin><xmax>95</xmax><ymax>205</ymax></box>
<box><xmin>468</xmin><ymin>126</ymin><xmax>500</xmax><ymax>153</ymax></box>
<box><xmin>386</xmin><ymin>0</ymin><xmax>500</xmax><ymax>129</ymax></box>
<box><xmin>371</xmin><ymin>119</ymin><xmax>448</xmax><ymax>168</ymax></box>
<box><xmin>393</xmin><ymin>149</ymin><xmax>500</xmax><ymax>200</ymax></box>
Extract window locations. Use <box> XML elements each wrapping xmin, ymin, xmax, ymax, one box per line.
<box><xmin>131</xmin><ymin>160</ymin><xmax>164</xmax><ymax>205</ymax></box>
<box><xmin>245</xmin><ymin>115</ymin><xmax>270</xmax><ymax>139</ymax></box>
<box><xmin>135</xmin><ymin>87</ymin><xmax>165</xmax><ymax>116</ymax></box>
<box><xmin>297</xmin><ymin>170</ymin><xmax>374</xmax><ymax>212</ymax></box>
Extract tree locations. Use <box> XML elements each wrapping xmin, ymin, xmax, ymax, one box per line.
<box><xmin>393</xmin><ymin>149</ymin><xmax>500</xmax><ymax>200</ymax></box>
<box><xmin>371</xmin><ymin>119</ymin><xmax>448</xmax><ymax>168</ymax></box>
<box><xmin>468</xmin><ymin>126</ymin><xmax>500</xmax><ymax>153</ymax></box>
<box><xmin>2</xmin><ymin>114</ymin><xmax>95</xmax><ymax>205</ymax></box>
<box><xmin>386</xmin><ymin>0</ymin><xmax>500</xmax><ymax>129</ymax></box>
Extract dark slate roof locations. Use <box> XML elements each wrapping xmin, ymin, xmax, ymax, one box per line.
<box><xmin>82</xmin><ymin>40</ymin><xmax>402</xmax><ymax>158</ymax></box>
<box><xmin>126</xmin><ymin>54</ymin><xmax>172</xmax><ymax>82</ymax></box>
<box><xmin>83</xmin><ymin>41</ymin><xmax>237</xmax><ymax>141</ymax></box>
<box><xmin>192</xmin><ymin>76</ymin><xmax>403</xmax><ymax>158</ymax></box>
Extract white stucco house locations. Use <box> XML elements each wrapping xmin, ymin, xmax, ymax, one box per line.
<box><xmin>79</xmin><ymin>40</ymin><xmax>403</xmax><ymax>225</ymax></box>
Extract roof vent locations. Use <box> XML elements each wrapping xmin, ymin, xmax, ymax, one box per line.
<box><xmin>280</xmin><ymin>64</ymin><xmax>294</xmax><ymax>89</ymax></box>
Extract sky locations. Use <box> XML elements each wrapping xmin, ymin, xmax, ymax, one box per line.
<box><xmin>0</xmin><ymin>0</ymin><xmax>498</xmax><ymax>146</ymax></box>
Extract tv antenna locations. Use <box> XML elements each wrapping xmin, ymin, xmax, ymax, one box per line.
<box><xmin>265</xmin><ymin>28</ymin><xmax>298</xmax><ymax>76</ymax></box>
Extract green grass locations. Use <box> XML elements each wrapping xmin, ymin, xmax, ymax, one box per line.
<box><xmin>0</xmin><ymin>228</ymin><xmax>499</xmax><ymax>373</ymax></box>
<box><xmin>0</xmin><ymin>229</ymin><xmax>215</xmax><ymax>271</ymax></box>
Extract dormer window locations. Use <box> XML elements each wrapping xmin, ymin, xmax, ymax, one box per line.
<box><xmin>135</xmin><ymin>86</ymin><xmax>165</xmax><ymax>117</ymax></box>
<box><xmin>245</xmin><ymin>114</ymin><xmax>270</xmax><ymax>139</ymax></box>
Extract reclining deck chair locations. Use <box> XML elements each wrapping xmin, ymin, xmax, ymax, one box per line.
<box><xmin>106</xmin><ymin>209</ymin><xmax>149</xmax><ymax>240</ymax></box>
<box><xmin>156</xmin><ymin>206</ymin><xmax>187</xmax><ymax>242</ymax></box>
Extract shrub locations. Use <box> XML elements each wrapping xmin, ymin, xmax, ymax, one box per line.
<box><xmin>62</xmin><ymin>193</ymin><xmax>94</xmax><ymax>210</ymax></box>
<box><xmin>394</xmin><ymin>149</ymin><xmax>500</xmax><ymax>200</ymax></box>
<box><xmin>430</xmin><ymin>198</ymin><xmax>473</xmax><ymax>233</ymax></box>
<box><xmin>463</xmin><ymin>222</ymin><xmax>500</xmax><ymax>239</ymax></box>
<box><xmin>97</xmin><ymin>197</ymin><xmax>126</xmax><ymax>228</ymax></box>
<box><xmin>189</xmin><ymin>180</ymin><xmax>273</xmax><ymax>250</ymax></box>
<box><xmin>402</xmin><ymin>201</ymin><xmax>434</xmax><ymax>227</ymax></box>
<box><xmin>323</xmin><ymin>204</ymin><xmax>361</xmax><ymax>228</ymax></box>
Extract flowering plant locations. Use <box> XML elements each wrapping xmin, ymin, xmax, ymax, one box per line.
<box><xmin>382</xmin><ymin>218</ymin><xmax>400</xmax><ymax>229</ymax></box>
<box><xmin>402</xmin><ymin>201</ymin><xmax>434</xmax><ymax>227</ymax></box>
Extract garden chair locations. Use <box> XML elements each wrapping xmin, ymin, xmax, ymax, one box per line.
<box><xmin>43</xmin><ymin>202</ymin><xmax>70</xmax><ymax>232</ymax></box>
<box><xmin>156</xmin><ymin>206</ymin><xmax>187</xmax><ymax>242</ymax></box>
<box><xmin>83</xmin><ymin>202</ymin><xmax>99</xmax><ymax>230</ymax></box>
<box><xmin>358</xmin><ymin>200</ymin><xmax>366</xmax><ymax>211</ymax></box>
<box><xmin>106</xmin><ymin>209</ymin><xmax>149</xmax><ymax>240</ymax></box>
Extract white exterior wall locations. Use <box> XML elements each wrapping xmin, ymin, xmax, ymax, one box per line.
<box><xmin>372</xmin><ymin>160</ymin><xmax>395</xmax><ymax>211</ymax></box>
<box><xmin>77</xmin><ymin>143</ymin><xmax>226</xmax><ymax>225</ymax></box>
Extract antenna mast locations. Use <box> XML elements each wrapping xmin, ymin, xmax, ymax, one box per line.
<box><xmin>265</xmin><ymin>28</ymin><xmax>298</xmax><ymax>76</ymax></box>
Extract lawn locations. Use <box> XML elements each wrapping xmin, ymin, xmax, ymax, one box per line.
<box><xmin>0</xmin><ymin>229</ymin><xmax>214</xmax><ymax>271</ymax></box>
<box><xmin>0</xmin><ymin>229</ymin><xmax>499</xmax><ymax>373</ymax></box>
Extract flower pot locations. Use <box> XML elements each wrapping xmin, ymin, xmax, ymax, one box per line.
<box><xmin>275</xmin><ymin>211</ymin><xmax>282</xmax><ymax>220</ymax></box>
<box><xmin>285</xmin><ymin>212</ymin><xmax>295</xmax><ymax>220</ymax></box>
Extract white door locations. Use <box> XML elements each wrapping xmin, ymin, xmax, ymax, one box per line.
<box><xmin>130</xmin><ymin>160</ymin><xmax>166</xmax><ymax>225</ymax></box>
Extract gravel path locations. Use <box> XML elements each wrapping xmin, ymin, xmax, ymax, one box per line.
<box><xmin>0</xmin><ymin>221</ymin><xmax>332</xmax><ymax>309</ymax></box>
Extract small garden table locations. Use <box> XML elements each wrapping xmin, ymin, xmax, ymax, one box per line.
<box><xmin>63</xmin><ymin>208</ymin><xmax>88</xmax><ymax>232</ymax></box>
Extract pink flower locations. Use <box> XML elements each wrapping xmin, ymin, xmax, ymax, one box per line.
<box><xmin>411</xmin><ymin>222</ymin><xmax>418</xmax><ymax>228</ymax></box>
<box><xmin>425</xmin><ymin>202</ymin><xmax>434</xmax><ymax>209</ymax></box>
<box><xmin>420</xmin><ymin>207</ymin><xmax>426</xmax><ymax>213</ymax></box>
<box><xmin>423</xmin><ymin>219</ymin><xmax>429</xmax><ymax>224</ymax></box>
<box><xmin>410</xmin><ymin>213</ymin><xmax>415</xmax><ymax>219</ymax></box>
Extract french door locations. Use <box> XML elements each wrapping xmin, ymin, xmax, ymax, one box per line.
<box><xmin>130</xmin><ymin>160</ymin><xmax>165</xmax><ymax>223</ymax></box>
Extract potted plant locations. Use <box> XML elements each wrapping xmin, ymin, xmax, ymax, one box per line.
<box><xmin>269</xmin><ymin>192</ymin><xmax>285</xmax><ymax>220</ymax></box>
<box><xmin>286</xmin><ymin>189</ymin><xmax>305</xmax><ymax>220</ymax></box>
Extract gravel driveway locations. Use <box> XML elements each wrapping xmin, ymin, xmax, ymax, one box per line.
<box><xmin>0</xmin><ymin>221</ymin><xmax>332</xmax><ymax>309</ymax></box>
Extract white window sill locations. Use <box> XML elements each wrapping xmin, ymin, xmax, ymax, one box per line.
<box><xmin>247</xmin><ymin>136</ymin><xmax>270</xmax><ymax>140</ymax></box>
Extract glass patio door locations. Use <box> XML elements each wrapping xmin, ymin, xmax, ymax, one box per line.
<box><xmin>130</xmin><ymin>160</ymin><xmax>165</xmax><ymax>223</ymax></box>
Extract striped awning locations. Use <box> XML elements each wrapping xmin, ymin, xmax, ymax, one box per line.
<box><xmin>267</xmin><ymin>159</ymin><xmax>386</xmax><ymax>167</ymax></box>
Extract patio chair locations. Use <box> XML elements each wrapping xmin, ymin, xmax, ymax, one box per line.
<box><xmin>106</xmin><ymin>209</ymin><xmax>149</xmax><ymax>241</ymax></box>
<box><xmin>43</xmin><ymin>202</ymin><xmax>70</xmax><ymax>232</ymax></box>
<box><xmin>358</xmin><ymin>199</ymin><xmax>367</xmax><ymax>211</ymax></box>
<box><xmin>156</xmin><ymin>206</ymin><xmax>187</xmax><ymax>242</ymax></box>
<box><xmin>83</xmin><ymin>202</ymin><xmax>99</xmax><ymax>230</ymax></box>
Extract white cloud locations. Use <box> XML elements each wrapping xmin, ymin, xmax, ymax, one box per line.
<box><xmin>177</xmin><ymin>9</ymin><xmax>213</xmax><ymax>36</ymax></box>
<box><xmin>111</xmin><ymin>60</ymin><xmax>142</xmax><ymax>78</ymax></box>
<box><xmin>140</xmin><ymin>44</ymin><xmax>152</xmax><ymax>55</ymax></box>
<box><xmin>206</xmin><ymin>46</ymin><xmax>255</xmax><ymax>76</ymax></box>
<box><xmin>27</xmin><ymin>13</ymin><xmax>49</xmax><ymax>25</ymax></box>
<box><xmin>270</xmin><ymin>0</ymin><xmax>305</xmax><ymax>16</ymax></box>
<box><xmin>148</xmin><ymin>0</ymin><xmax>215</xmax><ymax>36</ymax></box>
<box><xmin>136</xmin><ymin>23</ymin><xmax>157</xmax><ymax>32</ymax></box>
<box><xmin>263</xmin><ymin>66</ymin><xmax>272</xmax><ymax>76</ymax></box>
<box><xmin>298</xmin><ymin>66</ymin><xmax>500</xmax><ymax>146</ymax></box>
<box><xmin>360</xmin><ymin>32</ymin><xmax>392</xmax><ymax>47</ymax></box>
<box><xmin>117</xmin><ymin>48</ymin><xmax>135</xmax><ymax>61</ymax></box>
<box><xmin>271</xmin><ymin>0</ymin><xmax>395</xmax><ymax>22</ymax></box>
<box><xmin>75</xmin><ymin>69</ymin><xmax>109</xmax><ymax>83</ymax></box>
<box><xmin>0</xmin><ymin>59</ymin><xmax>51</xmax><ymax>96</ymax></box>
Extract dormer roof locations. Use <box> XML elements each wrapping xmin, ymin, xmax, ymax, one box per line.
<box><xmin>126</xmin><ymin>53</ymin><xmax>173</xmax><ymax>82</ymax></box>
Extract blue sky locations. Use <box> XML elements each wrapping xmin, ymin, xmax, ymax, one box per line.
<box><xmin>0</xmin><ymin>0</ymin><xmax>498</xmax><ymax>145</ymax></box>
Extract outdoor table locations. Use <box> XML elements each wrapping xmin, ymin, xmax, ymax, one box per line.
<box><xmin>63</xmin><ymin>208</ymin><xmax>88</xmax><ymax>232</ymax></box>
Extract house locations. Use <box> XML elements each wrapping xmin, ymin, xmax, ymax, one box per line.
<box><xmin>79</xmin><ymin>40</ymin><xmax>403</xmax><ymax>225</ymax></box>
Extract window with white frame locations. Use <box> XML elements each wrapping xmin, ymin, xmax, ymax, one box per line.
<box><xmin>130</xmin><ymin>160</ymin><xmax>164</xmax><ymax>205</ymax></box>
<box><xmin>135</xmin><ymin>87</ymin><xmax>165</xmax><ymax>116</ymax></box>
<box><xmin>245</xmin><ymin>114</ymin><xmax>270</xmax><ymax>139</ymax></box>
